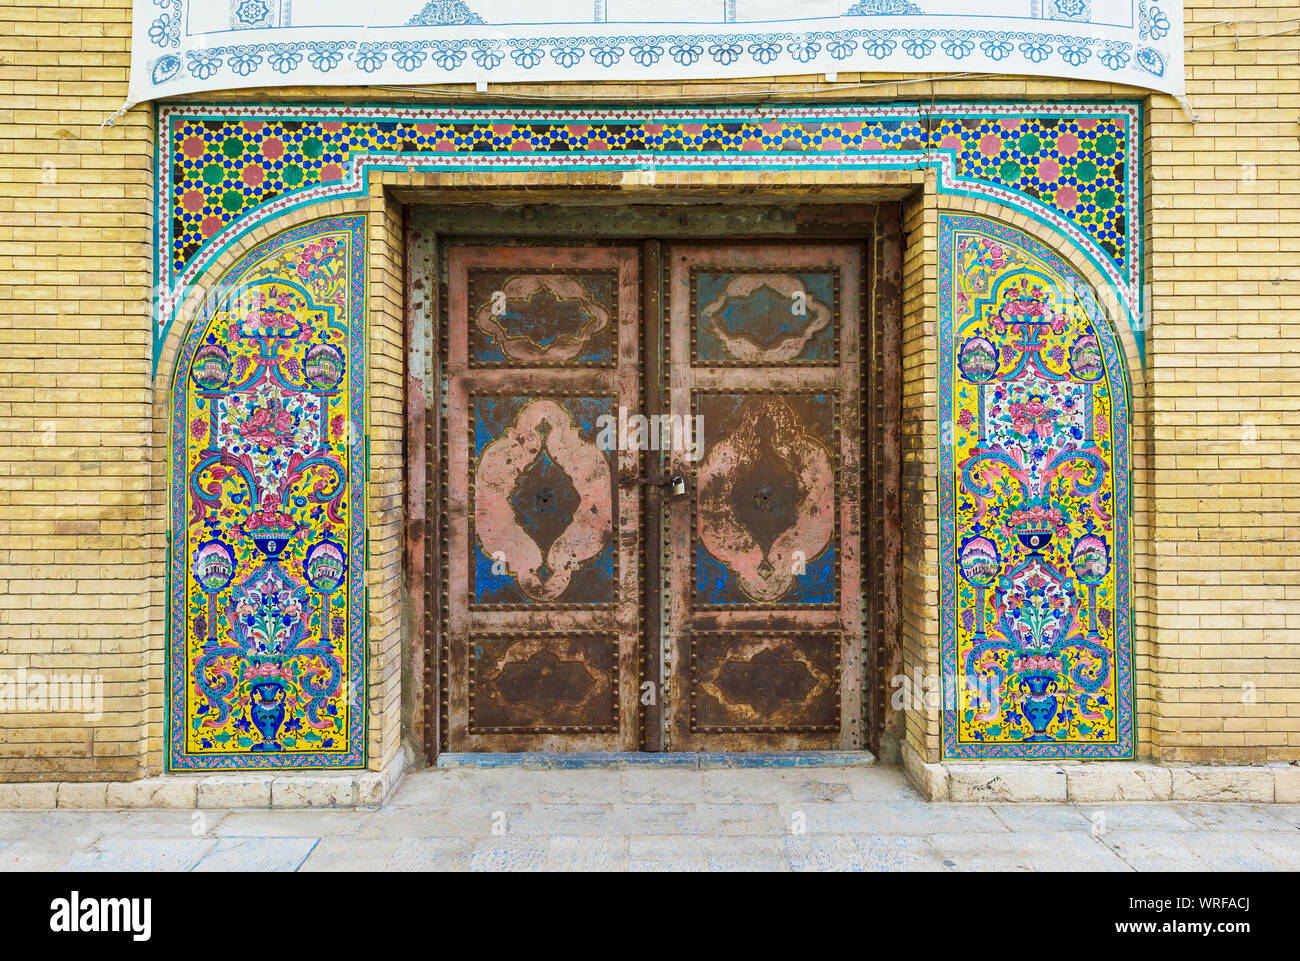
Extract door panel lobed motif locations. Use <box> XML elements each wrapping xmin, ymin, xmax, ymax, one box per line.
<box><xmin>468</xmin><ymin>268</ymin><xmax>617</xmax><ymax>367</ymax></box>
<box><xmin>690</xmin><ymin>632</ymin><xmax>841</xmax><ymax>733</ymax></box>
<box><xmin>470</xmin><ymin>393</ymin><xmax>617</xmax><ymax>608</ymax></box>
<box><xmin>692</xmin><ymin>269</ymin><xmax>839</xmax><ymax>365</ymax></box>
<box><xmin>470</xmin><ymin>633</ymin><xmax>619</xmax><ymax>733</ymax></box>
<box><xmin>693</xmin><ymin>392</ymin><xmax>839</xmax><ymax>608</ymax></box>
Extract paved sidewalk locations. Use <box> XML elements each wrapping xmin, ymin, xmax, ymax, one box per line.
<box><xmin>2</xmin><ymin>766</ymin><xmax>1298</xmax><ymax>871</ymax></box>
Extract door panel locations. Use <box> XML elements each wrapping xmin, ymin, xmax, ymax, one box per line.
<box><xmin>690</xmin><ymin>631</ymin><xmax>841</xmax><ymax>734</ymax></box>
<box><xmin>665</xmin><ymin>244</ymin><xmax>863</xmax><ymax>751</ymax></box>
<box><xmin>439</xmin><ymin>240</ymin><xmax>864</xmax><ymax>754</ymax></box>
<box><xmin>469</xmin><ymin>633</ymin><xmax>619</xmax><ymax>734</ymax></box>
<box><xmin>443</xmin><ymin>245</ymin><xmax>642</xmax><ymax>751</ymax></box>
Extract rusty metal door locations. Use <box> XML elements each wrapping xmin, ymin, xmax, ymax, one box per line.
<box><xmin>442</xmin><ymin>245</ymin><xmax>642</xmax><ymax>751</ymax></box>
<box><xmin>661</xmin><ymin>244</ymin><xmax>864</xmax><ymax>751</ymax></box>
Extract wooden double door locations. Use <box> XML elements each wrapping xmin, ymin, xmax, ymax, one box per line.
<box><xmin>439</xmin><ymin>240</ymin><xmax>863</xmax><ymax>752</ymax></box>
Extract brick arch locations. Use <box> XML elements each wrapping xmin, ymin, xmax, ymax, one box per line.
<box><xmin>153</xmin><ymin>199</ymin><xmax>369</xmax><ymax>392</ymax></box>
<box><xmin>939</xmin><ymin>195</ymin><xmax>1146</xmax><ymax>401</ymax></box>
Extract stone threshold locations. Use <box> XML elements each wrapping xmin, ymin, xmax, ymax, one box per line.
<box><xmin>437</xmin><ymin>751</ymin><xmax>877</xmax><ymax>770</ymax></box>
<box><xmin>0</xmin><ymin>751</ymin><xmax>407</xmax><ymax>811</ymax></box>
<box><xmin>904</xmin><ymin>754</ymin><xmax>1300</xmax><ymax>803</ymax></box>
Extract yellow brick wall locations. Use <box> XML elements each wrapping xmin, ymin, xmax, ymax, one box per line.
<box><xmin>1147</xmin><ymin>2</ymin><xmax>1300</xmax><ymax>762</ymax></box>
<box><xmin>900</xmin><ymin>177</ymin><xmax>939</xmax><ymax>763</ymax></box>
<box><xmin>365</xmin><ymin>187</ymin><xmax>407</xmax><ymax>770</ymax></box>
<box><xmin>0</xmin><ymin>0</ymin><xmax>153</xmax><ymax>779</ymax></box>
<box><xmin>0</xmin><ymin>0</ymin><xmax>1294</xmax><ymax>779</ymax></box>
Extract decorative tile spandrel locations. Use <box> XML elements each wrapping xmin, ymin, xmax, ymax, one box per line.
<box><xmin>170</xmin><ymin>215</ymin><xmax>366</xmax><ymax>770</ymax></box>
<box><xmin>940</xmin><ymin>214</ymin><xmax>1132</xmax><ymax>759</ymax></box>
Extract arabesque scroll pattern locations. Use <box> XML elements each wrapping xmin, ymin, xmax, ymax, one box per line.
<box><xmin>940</xmin><ymin>213</ymin><xmax>1132</xmax><ymax>759</ymax></box>
<box><xmin>169</xmin><ymin>215</ymin><xmax>366</xmax><ymax>770</ymax></box>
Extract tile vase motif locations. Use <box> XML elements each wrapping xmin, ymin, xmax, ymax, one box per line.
<box><xmin>940</xmin><ymin>213</ymin><xmax>1132</xmax><ymax>759</ymax></box>
<box><xmin>169</xmin><ymin>215</ymin><xmax>366</xmax><ymax>770</ymax></box>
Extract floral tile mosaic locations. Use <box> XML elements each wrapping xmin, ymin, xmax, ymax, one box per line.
<box><xmin>156</xmin><ymin>103</ymin><xmax>1140</xmax><ymax>364</ymax></box>
<box><xmin>169</xmin><ymin>215</ymin><xmax>367</xmax><ymax>769</ymax></box>
<box><xmin>939</xmin><ymin>213</ymin><xmax>1132</xmax><ymax>759</ymax></box>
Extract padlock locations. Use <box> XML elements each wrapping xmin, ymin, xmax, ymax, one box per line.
<box><xmin>670</xmin><ymin>475</ymin><xmax>686</xmax><ymax>497</ymax></box>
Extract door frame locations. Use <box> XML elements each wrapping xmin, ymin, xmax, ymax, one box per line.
<box><xmin>407</xmin><ymin>200</ymin><xmax>902</xmax><ymax>762</ymax></box>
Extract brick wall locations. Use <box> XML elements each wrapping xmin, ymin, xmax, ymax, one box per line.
<box><xmin>1146</xmin><ymin>1</ymin><xmax>1300</xmax><ymax>762</ymax></box>
<box><xmin>899</xmin><ymin>177</ymin><xmax>939</xmax><ymax>764</ymax></box>
<box><xmin>0</xmin><ymin>0</ymin><xmax>1295</xmax><ymax>779</ymax></box>
<box><xmin>0</xmin><ymin>0</ymin><xmax>152</xmax><ymax>779</ymax></box>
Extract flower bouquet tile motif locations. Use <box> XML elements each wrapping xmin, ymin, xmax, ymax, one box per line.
<box><xmin>170</xmin><ymin>216</ymin><xmax>365</xmax><ymax>769</ymax></box>
<box><xmin>941</xmin><ymin>214</ymin><xmax>1131</xmax><ymax>759</ymax></box>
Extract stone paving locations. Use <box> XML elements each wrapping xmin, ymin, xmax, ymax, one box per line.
<box><xmin>3</xmin><ymin>766</ymin><xmax>1299</xmax><ymax>871</ymax></box>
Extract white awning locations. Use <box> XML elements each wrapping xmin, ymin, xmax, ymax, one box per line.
<box><xmin>129</xmin><ymin>0</ymin><xmax>1184</xmax><ymax>106</ymax></box>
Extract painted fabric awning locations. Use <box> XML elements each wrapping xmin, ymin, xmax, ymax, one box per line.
<box><xmin>131</xmin><ymin>1</ymin><xmax>1183</xmax><ymax>106</ymax></box>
